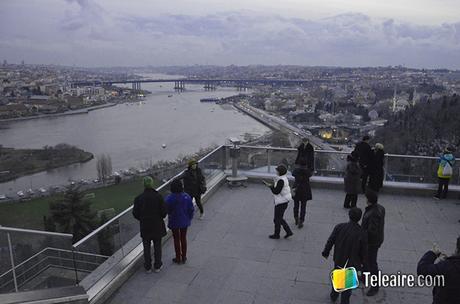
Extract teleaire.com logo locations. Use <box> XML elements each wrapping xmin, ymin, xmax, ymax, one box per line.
<box><xmin>330</xmin><ymin>266</ymin><xmax>359</xmax><ymax>292</ymax></box>
<box><xmin>330</xmin><ymin>266</ymin><xmax>445</xmax><ymax>292</ymax></box>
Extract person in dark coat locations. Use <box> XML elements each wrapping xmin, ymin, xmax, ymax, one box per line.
<box><xmin>353</xmin><ymin>135</ymin><xmax>373</xmax><ymax>193</ymax></box>
<box><xmin>292</xmin><ymin>158</ymin><xmax>312</xmax><ymax>228</ymax></box>
<box><xmin>368</xmin><ymin>143</ymin><xmax>385</xmax><ymax>192</ymax></box>
<box><xmin>182</xmin><ymin>159</ymin><xmax>206</xmax><ymax>219</ymax></box>
<box><xmin>133</xmin><ymin>176</ymin><xmax>167</xmax><ymax>273</ymax></box>
<box><xmin>165</xmin><ymin>179</ymin><xmax>194</xmax><ymax>264</ymax></box>
<box><xmin>361</xmin><ymin>189</ymin><xmax>385</xmax><ymax>296</ymax></box>
<box><xmin>295</xmin><ymin>138</ymin><xmax>315</xmax><ymax>171</ymax></box>
<box><xmin>417</xmin><ymin>237</ymin><xmax>460</xmax><ymax>304</ymax></box>
<box><xmin>344</xmin><ymin>154</ymin><xmax>362</xmax><ymax>208</ymax></box>
<box><xmin>322</xmin><ymin>207</ymin><xmax>368</xmax><ymax>304</ymax></box>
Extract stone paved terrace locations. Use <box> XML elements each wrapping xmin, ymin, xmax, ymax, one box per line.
<box><xmin>107</xmin><ymin>183</ymin><xmax>460</xmax><ymax>304</ymax></box>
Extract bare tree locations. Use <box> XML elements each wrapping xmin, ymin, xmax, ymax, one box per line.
<box><xmin>96</xmin><ymin>154</ymin><xmax>112</xmax><ymax>183</ymax></box>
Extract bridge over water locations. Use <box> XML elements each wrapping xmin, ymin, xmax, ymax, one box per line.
<box><xmin>71</xmin><ymin>78</ymin><xmax>333</xmax><ymax>91</ymax></box>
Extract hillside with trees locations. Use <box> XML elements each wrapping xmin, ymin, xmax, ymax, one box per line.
<box><xmin>374</xmin><ymin>94</ymin><xmax>459</xmax><ymax>156</ymax></box>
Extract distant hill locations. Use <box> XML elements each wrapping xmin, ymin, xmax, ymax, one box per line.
<box><xmin>374</xmin><ymin>94</ymin><xmax>459</xmax><ymax>156</ymax></box>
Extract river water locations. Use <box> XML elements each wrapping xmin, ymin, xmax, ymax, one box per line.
<box><xmin>0</xmin><ymin>79</ymin><xmax>269</xmax><ymax>196</ymax></box>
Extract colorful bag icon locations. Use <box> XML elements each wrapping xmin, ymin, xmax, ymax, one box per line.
<box><xmin>330</xmin><ymin>266</ymin><xmax>359</xmax><ymax>292</ymax></box>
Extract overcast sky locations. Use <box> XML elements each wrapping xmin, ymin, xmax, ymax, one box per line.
<box><xmin>1</xmin><ymin>0</ymin><xmax>459</xmax><ymax>68</ymax></box>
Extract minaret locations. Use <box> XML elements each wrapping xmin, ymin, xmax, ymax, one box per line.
<box><xmin>392</xmin><ymin>85</ymin><xmax>397</xmax><ymax>112</ymax></box>
<box><xmin>412</xmin><ymin>87</ymin><xmax>417</xmax><ymax>106</ymax></box>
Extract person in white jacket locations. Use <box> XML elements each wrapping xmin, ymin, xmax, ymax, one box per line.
<box><xmin>264</xmin><ymin>164</ymin><xmax>294</xmax><ymax>239</ymax></box>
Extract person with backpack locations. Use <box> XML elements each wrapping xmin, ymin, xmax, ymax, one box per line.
<box><xmin>165</xmin><ymin>179</ymin><xmax>194</xmax><ymax>264</ymax></box>
<box><xmin>434</xmin><ymin>147</ymin><xmax>455</xmax><ymax>200</ymax></box>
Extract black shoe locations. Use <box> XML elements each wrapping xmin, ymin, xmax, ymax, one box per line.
<box><xmin>366</xmin><ymin>287</ymin><xmax>379</xmax><ymax>297</ymax></box>
<box><xmin>181</xmin><ymin>257</ymin><xmax>187</xmax><ymax>264</ymax></box>
<box><xmin>330</xmin><ymin>290</ymin><xmax>339</xmax><ymax>301</ymax></box>
<box><xmin>298</xmin><ymin>222</ymin><xmax>304</xmax><ymax>229</ymax></box>
<box><xmin>172</xmin><ymin>258</ymin><xmax>182</xmax><ymax>264</ymax></box>
<box><xmin>284</xmin><ymin>231</ymin><xmax>293</xmax><ymax>239</ymax></box>
<box><xmin>269</xmin><ymin>234</ymin><xmax>280</xmax><ymax>239</ymax></box>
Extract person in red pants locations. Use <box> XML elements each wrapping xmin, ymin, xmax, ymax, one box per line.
<box><xmin>166</xmin><ymin>179</ymin><xmax>194</xmax><ymax>264</ymax></box>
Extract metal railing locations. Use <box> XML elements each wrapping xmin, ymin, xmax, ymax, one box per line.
<box><xmin>235</xmin><ymin>145</ymin><xmax>459</xmax><ymax>185</ymax></box>
<box><xmin>71</xmin><ymin>145</ymin><xmax>228</xmax><ymax>290</ymax></box>
<box><xmin>5</xmin><ymin>143</ymin><xmax>447</xmax><ymax>297</ymax></box>
<box><xmin>0</xmin><ymin>227</ymin><xmax>75</xmax><ymax>294</ymax></box>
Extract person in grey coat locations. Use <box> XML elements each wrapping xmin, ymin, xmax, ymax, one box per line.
<box><xmin>344</xmin><ymin>154</ymin><xmax>362</xmax><ymax>208</ymax></box>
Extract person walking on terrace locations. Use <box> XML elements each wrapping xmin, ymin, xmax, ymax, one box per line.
<box><xmin>292</xmin><ymin>158</ymin><xmax>312</xmax><ymax>228</ymax></box>
<box><xmin>343</xmin><ymin>153</ymin><xmax>361</xmax><ymax>209</ymax></box>
<box><xmin>434</xmin><ymin>147</ymin><xmax>455</xmax><ymax>200</ymax></box>
<box><xmin>361</xmin><ymin>190</ymin><xmax>385</xmax><ymax>297</ymax></box>
<box><xmin>166</xmin><ymin>179</ymin><xmax>194</xmax><ymax>264</ymax></box>
<box><xmin>417</xmin><ymin>237</ymin><xmax>460</xmax><ymax>304</ymax></box>
<box><xmin>263</xmin><ymin>164</ymin><xmax>293</xmax><ymax>239</ymax></box>
<box><xmin>295</xmin><ymin>138</ymin><xmax>315</xmax><ymax>171</ymax></box>
<box><xmin>183</xmin><ymin>159</ymin><xmax>206</xmax><ymax>219</ymax></box>
<box><xmin>133</xmin><ymin>176</ymin><xmax>167</xmax><ymax>273</ymax></box>
<box><xmin>353</xmin><ymin>135</ymin><xmax>373</xmax><ymax>193</ymax></box>
<box><xmin>368</xmin><ymin>143</ymin><xmax>385</xmax><ymax>192</ymax></box>
<box><xmin>322</xmin><ymin>207</ymin><xmax>368</xmax><ymax>304</ymax></box>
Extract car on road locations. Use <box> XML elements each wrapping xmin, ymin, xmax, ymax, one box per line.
<box><xmin>0</xmin><ymin>194</ymin><xmax>7</xmax><ymax>200</ymax></box>
<box><xmin>17</xmin><ymin>191</ymin><xmax>25</xmax><ymax>197</ymax></box>
<box><xmin>38</xmin><ymin>187</ymin><xmax>47</xmax><ymax>194</ymax></box>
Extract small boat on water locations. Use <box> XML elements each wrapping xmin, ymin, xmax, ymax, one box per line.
<box><xmin>168</xmin><ymin>95</ymin><xmax>173</xmax><ymax>97</ymax></box>
<box><xmin>162</xmin><ymin>144</ymin><xmax>167</xmax><ymax>149</ymax></box>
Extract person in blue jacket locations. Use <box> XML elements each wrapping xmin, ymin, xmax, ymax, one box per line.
<box><xmin>165</xmin><ymin>179</ymin><xmax>194</xmax><ymax>264</ymax></box>
<box><xmin>434</xmin><ymin>147</ymin><xmax>455</xmax><ymax>199</ymax></box>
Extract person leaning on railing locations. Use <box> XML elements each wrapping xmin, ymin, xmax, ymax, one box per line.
<box><xmin>434</xmin><ymin>147</ymin><xmax>455</xmax><ymax>200</ymax></box>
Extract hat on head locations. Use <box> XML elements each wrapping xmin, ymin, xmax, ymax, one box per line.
<box><xmin>444</xmin><ymin>147</ymin><xmax>453</xmax><ymax>153</ymax></box>
<box><xmin>276</xmin><ymin>164</ymin><xmax>287</xmax><ymax>175</ymax></box>
<box><xmin>375</xmin><ymin>143</ymin><xmax>384</xmax><ymax>150</ymax></box>
<box><xmin>363</xmin><ymin>135</ymin><xmax>370</xmax><ymax>141</ymax></box>
<box><xmin>143</xmin><ymin>176</ymin><xmax>154</xmax><ymax>189</ymax></box>
<box><xmin>349</xmin><ymin>207</ymin><xmax>362</xmax><ymax>222</ymax></box>
<box><xmin>188</xmin><ymin>159</ymin><xmax>197</xmax><ymax>167</ymax></box>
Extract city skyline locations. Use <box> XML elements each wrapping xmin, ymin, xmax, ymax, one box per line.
<box><xmin>1</xmin><ymin>0</ymin><xmax>460</xmax><ymax>68</ymax></box>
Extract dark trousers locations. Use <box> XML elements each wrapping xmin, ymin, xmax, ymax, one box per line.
<box><xmin>172</xmin><ymin>228</ymin><xmax>188</xmax><ymax>261</ymax></box>
<box><xmin>193</xmin><ymin>194</ymin><xmax>204</xmax><ymax>214</ymax></box>
<box><xmin>274</xmin><ymin>202</ymin><xmax>292</xmax><ymax>236</ymax></box>
<box><xmin>436</xmin><ymin>178</ymin><xmax>450</xmax><ymax>199</ymax></box>
<box><xmin>142</xmin><ymin>238</ymin><xmax>162</xmax><ymax>270</ymax></box>
<box><xmin>361</xmin><ymin>167</ymin><xmax>369</xmax><ymax>193</ymax></box>
<box><xmin>293</xmin><ymin>199</ymin><xmax>307</xmax><ymax>223</ymax></box>
<box><xmin>367</xmin><ymin>245</ymin><xmax>380</xmax><ymax>289</ymax></box>
<box><xmin>343</xmin><ymin>194</ymin><xmax>358</xmax><ymax>208</ymax></box>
